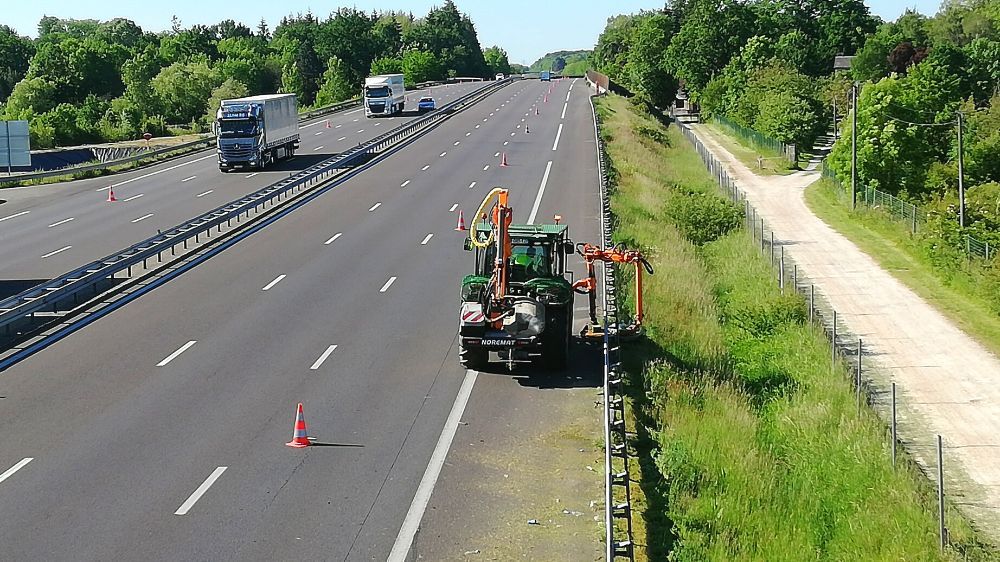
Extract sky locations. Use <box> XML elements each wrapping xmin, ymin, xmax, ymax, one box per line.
<box><xmin>3</xmin><ymin>0</ymin><xmax>944</xmax><ymax>66</ymax></box>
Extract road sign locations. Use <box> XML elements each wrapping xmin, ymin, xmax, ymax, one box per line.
<box><xmin>0</xmin><ymin>120</ymin><xmax>30</xmax><ymax>173</ymax></box>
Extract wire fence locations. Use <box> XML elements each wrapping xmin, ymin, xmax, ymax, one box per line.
<box><xmin>679</xmin><ymin>121</ymin><xmax>997</xmax><ymax>552</ymax></box>
<box><xmin>822</xmin><ymin>162</ymin><xmax>996</xmax><ymax>261</ymax></box>
<box><xmin>713</xmin><ymin>115</ymin><xmax>796</xmax><ymax>164</ymax></box>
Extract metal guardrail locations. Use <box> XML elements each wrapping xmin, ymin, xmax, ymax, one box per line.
<box><xmin>590</xmin><ymin>92</ymin><xmax>635</xmax><ymax>560</ymax></box>
<box><xmin>0</xmin><ymin>79</ymin><xmax>513</xmax><ymax>338</ymax></box>
<box><xmin>0</xmin><ymin>83</ymin><xmax>449</xmax><ymax>187</ymax></box>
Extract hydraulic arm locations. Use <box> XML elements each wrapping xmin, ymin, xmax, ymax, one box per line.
<box><xmin>572</xmin><ymin>242</ymin><xmax>654</xmax><ymax>338</ymax></box>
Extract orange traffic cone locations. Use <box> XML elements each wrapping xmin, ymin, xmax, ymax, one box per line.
<box><xmin>544</xmin><ymin>94</ymin><xmax>548</xmax><ymax>103</ymax></box>
<box><xmin>455</xmin><ymin>209</ymin><xmax>467</xmax><ymax>231</ymax></box>
<box><xmin>107</xmin><ymin>186</ymin><xmax>117</xmax><ymax>202</ymax></box>
<box><xmin>286</xmin><ymin>403</ymin><xmax>310</xmax><ymax>448</ymax></box>
<box><xmin>325</xmin><ymin>119</ymin><xmax>331</xmax><ymax>128</ymax></box>
<box><xmin>500</xmin><ymin>152</ymin><xmax>509</xmax><ymax>167</ymax></box>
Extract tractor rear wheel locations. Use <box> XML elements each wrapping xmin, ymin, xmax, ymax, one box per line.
<box><xmin>460</xmin><ymin>345</ymin><xmax>488</xmax><ymax>370</ymax></box>
<box><xmin>540</xmin><ymin>305</ymin><xmax>571</xmax><ymax>370</ymax></box>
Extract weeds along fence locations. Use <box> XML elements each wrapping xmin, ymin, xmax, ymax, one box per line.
<box><xmin>590</xmin><ymin>92</ymin><xmax>636</xmax><ymax>561</ymax></box>
<box><xmin>821</xmin><ymin>163</ymin><xmax>996</xmax><ymax>261</ymax></box>
<box><xmin>677</xmin><ymin>120</ymin><xmax>983</xmax><ymax>553</ymax></box>
<box><xmin>713</xmin><ymin>115</ymin><xmax>797</xmax><ymax>165</ymax></box>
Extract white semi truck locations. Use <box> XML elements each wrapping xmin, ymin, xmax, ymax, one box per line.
<box><xmin>364</xmin><ymin>74</ymin><xmax>406</xmax><ymax>117</ymax></box>
<box><xmin>215</xmin><ymin>93</ymin><xmax>299</xmax><ymax>172</ymax></box>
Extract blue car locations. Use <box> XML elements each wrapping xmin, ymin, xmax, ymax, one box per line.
<box><xmin>417</xmin><ymin>97</ymin><xmax>436</xmax><ymax>112</ymax></box>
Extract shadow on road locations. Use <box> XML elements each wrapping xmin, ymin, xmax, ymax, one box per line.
<box><xmin>474</xmin><ymin>338</ymin><xmax>603</xmax><ymax>389</ymax></box>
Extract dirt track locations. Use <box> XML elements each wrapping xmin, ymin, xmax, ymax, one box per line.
<box><xmin>690</xmin><ymin>123</ymin><xmax>1000</xmax><ymax>541</ymax></box>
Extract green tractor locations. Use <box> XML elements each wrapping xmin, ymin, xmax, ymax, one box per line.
<box><xmin>458</xmin><ymin>189</ymin><xmax>575</xmax><ymax>370</ymax></box>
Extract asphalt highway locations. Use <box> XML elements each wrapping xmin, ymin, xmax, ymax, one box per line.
<box><xmin>0</xmin><ymin>81</ymin><xmax>487</xmax><ymax>281</ymax></box>
<box><xmin>0</xmin><ymin>77</ymin><xmax>599</xmax><ymax>560</ymax></box>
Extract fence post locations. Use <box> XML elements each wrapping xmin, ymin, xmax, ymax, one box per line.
<box><xmin>831</xmin><ymin>311</ymin><xmax>838</xmax><ymax>363</ymax></box>
<box><xmin>809</xmin><ymin>285</ymin><xmax>815</xmax><ymax>323</ymax></box>
<box><xmin>891</xmin><ymin>383</ymin><xmax>897</xmax><ymax>469</ymax></box>
<box><xmin>769</xmin><ymin>231</ymin><xmax>775</xmax><ymax>265</ymax></box>
<box><xmin>856</xmin><ymin>338</ymin><xmax>863</xmax><ymax>412</ymax></box>
<box><xmin>793</xmin><ymin>264</ymin><xmax>798</xmax><ymax>291</ymax></box>
<box><xmin>912</xmin><ymin>206</ymin><xmax>918</xmax><ymax>234</ymax></box>
<box><xmin>760</xmin><ymin>219</ymin><xmax>765</xmax><ymax>251</ymax></box>
<box><xmin>938</xmin><ymin>434</ymin><xmax>946</xmax><ymax>550</ymax></box>
<box><xmin>779</xmin><ymin>246</ymin><xmax>785</xmax><ymax>292</ymax></box>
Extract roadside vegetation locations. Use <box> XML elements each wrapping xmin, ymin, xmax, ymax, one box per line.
<box><xmin>596</xmin><ymin>92</ymin><xmax>995</xmax><ymax>561</ymax></box>
<box><xmin>0</xmin><ymin>1</ymin><xmax>512</xmax><ymax>150</ymax></box>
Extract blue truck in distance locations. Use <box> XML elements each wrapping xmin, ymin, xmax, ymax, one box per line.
<box><xmin>215</xmin><ymin>94</ymin><xmax>300</xmax><ymax>172</ymax></box>
<box><xmin>540</xmin><ymin>71</ymin><xmax>551</xmax><ymax>81</ymax></box>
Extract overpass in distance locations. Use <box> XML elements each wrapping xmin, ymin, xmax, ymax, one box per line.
<box><xmin>0</xmin><ymin>76</ymin><xmax>603</xmax><ymax>560</ymax></box>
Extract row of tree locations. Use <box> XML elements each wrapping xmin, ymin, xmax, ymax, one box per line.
<box><xmin>0</xmin><ymin>1</ymin><xmax>513</xmax><ymax>149</ymax></box>
<box><xmin>592</xmin><ymin>0</ymin><xmax>879</xmax><ymax>150</ymax></box>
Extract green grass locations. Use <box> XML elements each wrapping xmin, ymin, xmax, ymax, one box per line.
<box><xmin>703</xmin><ymin>122</ymin><xmax>796</xmax><ymax>175</ymax></box>
<box><xmin>805</xmin><ymin>179</ymin><xmax>1000</xmax><ymax>358</ymax></box>
<box><xmin>596</xmin><ymin>93</ymin><xmax>995</xmax><ymax>561</ymax></box>
<box><xmin>561</xmin><ymin>60</ymin><xmax>589</xmax><ymax>76</ymax></box>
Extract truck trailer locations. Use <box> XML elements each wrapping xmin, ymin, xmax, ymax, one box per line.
<box><xmin>215</xmin><ymin>93</ymin><xmax>299</xmax><ymax>172</ymax></box>
<box><xmin>364</xmin><ymin>74</ymin><xmax>406</xmax><ymax>117</ymax></box>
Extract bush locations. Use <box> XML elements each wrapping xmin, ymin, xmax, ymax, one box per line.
<box><xmin>665</xmin><ymin>191</ymin><xmax>743</xmax><ymax>245</ymax></box>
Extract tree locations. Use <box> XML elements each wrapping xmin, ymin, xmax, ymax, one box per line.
<box><xmin>754</xmin><ymin>90</ymin><xmax>819</xmax><ymax>148</ymax></box>
<box><xmin>316</xmin><ymin>8</ymin><xmax>376</xmax><ymax>87</ymax></box>
<box><xmin>665</xmin><ymin>0</ymin><xmax>756</xmax><ymax>96</ymax></box>
<box><xmin>3</xmin><ymin>77</ymin><xmax>57</xmax><ymax>117</ymax></box>
<box><xmin>315</xmin><ymin>55</ymin><xmax>357</xmax><ymax>106</ymax></box>
<box><xmin>552</xmin><ymin>56</ymin><xmax>566</xmax><ymax>72</ymax></box>
<box><xmin>0</xmin><ymin>26</ymin><xmax>34</xmax><ymax>102</ymax></box>
<box><xmin>370</xmin><ymin>56</ymin><xmax>403</xmax><ymax>76</ymax></box>
<box><xmin>483</xmin><ymin>46</ymin><xmax>511</xmax><ymax>76</ymax></box>
<box><xmin>278</xmin><ymin>36</ymin><xmax>323</xmax><ymax>105</ymax></box>
<box><xmin>151</xmin><ymin>59</ymin><xmax>223</xmax><ymax>123</ymax></box>
<box><xmin>204</xmin><ymin>78</ymin><xmax>249</xmax><ymax>123</ymax></box>
<box><xmin>624</xmin><ymin>12</ymin><xmax>680</xmax><ymax>108</ymax></box>
<box><xmin>402</xmin><ymin>49</ymin><xmax>444</xmax><ymax>84</ymax></box>
<box><xmin>966</xmin><ymin>38</ymin><xmax>1000</xmax><ymax>102</ymax></box>
<box><xmin>404</xmin><ymin>0</ymin><xmax>488</xmax><ymax>77</ymax></box>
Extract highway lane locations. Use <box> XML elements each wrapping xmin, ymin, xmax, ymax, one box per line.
<box><xmin>0</xmin><ymin>78</ymin><xmax>593</xmax><ymax>560</ymax></box>
<box><xmin>0</xmin><ymin>81</ymin><xmax>487</xmax><ymax>281</ymax></box>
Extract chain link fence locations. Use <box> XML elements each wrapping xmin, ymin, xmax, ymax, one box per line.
<box><xmin>713</xmin><ymin>115</ymin><xmax>797</xmax><ymax>164</ymax></box>
<box><xmin>821</xmin><ymin>162</ymin><xmax>996</xmax><ymax>261</ymax></box>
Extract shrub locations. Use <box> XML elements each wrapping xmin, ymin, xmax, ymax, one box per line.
<box><xmin>665</xmin><ymin>192</ymin><xmax>743</xmax><ymax>245</ymax></box>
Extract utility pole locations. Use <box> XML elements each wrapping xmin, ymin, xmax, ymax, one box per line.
<box><xmin>851</xmin><ymin>82</ymin><xmax>858</xmax><ymax>209</ymax></box>
<box><xmin>957</xmin><ymin>110</ymin><xmax>965</xmax><ymax>228</ymax></box>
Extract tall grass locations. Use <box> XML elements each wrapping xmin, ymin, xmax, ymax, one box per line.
<box><xmin>597</xmin><ymin>93</ymin><xmax>995</xmax><ymax>561</ymax></box>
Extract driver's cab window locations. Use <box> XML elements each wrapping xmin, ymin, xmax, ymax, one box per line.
<box><xmin>510</xmin><ymin>244</ymin><xmax>551</xmax><ymax>281</ymax></box>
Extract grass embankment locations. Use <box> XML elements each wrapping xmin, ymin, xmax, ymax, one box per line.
<box><xmin>702</xmin><ymin>122</ymin><xmax>796</xmax><ymax>175</ymax></box>
<box><xmin>806</xmin><ymin>180</ymin><xmax>1000</xmax><ymax>358</ymax></box>
<box><xmin>596</xmin><ymin>93</ymin><xmax>994</xmax><ymax>561</ymax></box>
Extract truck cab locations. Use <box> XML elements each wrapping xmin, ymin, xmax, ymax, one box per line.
<box><xmin>364</xmin><ymin>74</ymin><xmax>406</xmax><ymax>117</ymax></box>
<box><xmin>215</xmin><ymin>94</ymin><xmax>299</xmax><ymax>172</ymax></box>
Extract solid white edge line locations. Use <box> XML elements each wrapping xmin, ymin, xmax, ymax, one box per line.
<box><xmin>96</xmin><ymin>154</ymin><xmax>215</xmax><ymax>191</ymax></box>
<box><xmin>420</xmin><ymin>233</ymin><xmax>433</xmax><ymax>245</ymax></box>
<box><xmin>40</xmin><ymin>246</ymin><xmax>72</xmax><ymax>258</ymax></box>
<box><xmin>527</xmin><ymin>161</ymin><xmax>553</xmax><ymax>225</ymax></box>
<box><xmin>0</xmin><ymin>210</ymin><xmax>30</xmax><ymax>222</ymax></box>
<box><xmin>174</xmin><ymin>466</ymin><xmax>227</xmax><ymax>515</ymax></box>
<box><xmin>552</xmin><ymin>123</ymin><xmax>564</xmax><ymax>151</ymax></box>
<box><xmin>324</xmin><ymin>232</ymin><xmax>343</xmax><ymax>245</ymax></box>
<box><xmin>0</xmin><ymin>458</ymin><xmax>33</xmax><ymax>484</ymax></box>
<box><xmin>47</xmin><ymin>217</ymin><xmax>74</xmax><ymax>228</ymax></box>
<box><xmin>387</xmin><ymin>369</ymin><xmax>479</xmax><ymax>562</ymax></box>
<box><xmin>262</xmin><ymin>274</ymin><xmax>286</xmax><ymax>291</ymax></box>
<box><xmin>157</xmin><ymin>340</ymin><xmax>197</xmax><ymax>367</ymax></box>
<box><xmin>379</xmin><ymin>276</ymin><xmax>397</xmax><ymax>293</ymax></box>
<box><xmin>310</xmin><ymin>345</ymin><xmax>339</xmax><ymax>370</ymax></box>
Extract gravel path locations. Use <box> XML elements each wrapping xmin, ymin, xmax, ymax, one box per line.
<box><xmin>691</xmin><ymin>123</ymin><xmax>1000</xmax><ymax>541</ymax></box>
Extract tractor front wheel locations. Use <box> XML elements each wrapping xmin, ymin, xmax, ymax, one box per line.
<box><xmin>540</xmin><ymin>305</ymin><xmax>571</xmax><ymax>370</ymax></box>
<box><xmin>460</xmin><ymin>345</ymin><xmax>488</xmax><ymax>370</ymax></box>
